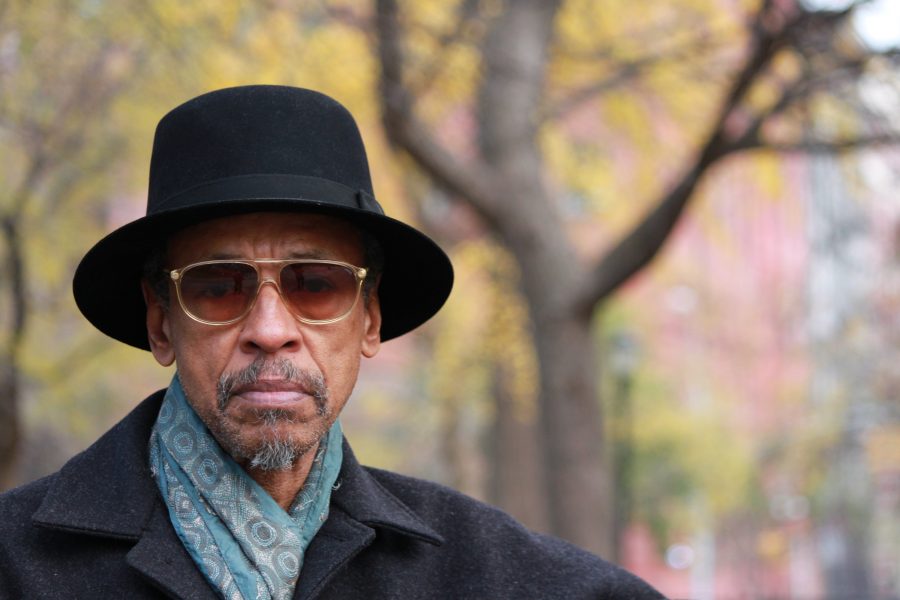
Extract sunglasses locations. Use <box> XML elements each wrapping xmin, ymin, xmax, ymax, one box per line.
<box><xmin>167</xmin><ymin>259</ymin><xmax>368</xmax><ymax>326</ymax></box>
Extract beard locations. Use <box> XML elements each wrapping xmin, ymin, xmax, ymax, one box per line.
<box><xmin>195</xmin><ymin>357</ymin><xmax>331</xmax><ymax>471</ymax></box>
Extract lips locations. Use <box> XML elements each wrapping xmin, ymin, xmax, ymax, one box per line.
<box><xmin>229</xmin><ymin>380</ymin><xmax>313</xmax><ymax>406</ymax></box>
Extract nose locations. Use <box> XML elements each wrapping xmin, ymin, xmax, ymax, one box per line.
<box><xmin>238</xmin><ymin>280</ymin><xmax>302</xmax><ymax>355</ymax></box>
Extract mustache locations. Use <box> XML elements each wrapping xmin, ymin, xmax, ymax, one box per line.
<box><xmin>216</xmin><ymin>357</ymin><xmax>328</xmax><ymax>412</ymax></box>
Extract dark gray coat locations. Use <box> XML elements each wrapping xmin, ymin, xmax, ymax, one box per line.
<box><xmin>0</xmin><ymin>392</ymin><xmax>664</xmax><ymax>599</ymax></box>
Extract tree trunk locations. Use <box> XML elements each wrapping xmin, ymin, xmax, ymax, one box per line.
<box><xmin>0</xmin><ymin>215</ymin><xmax>25</xmax><ymax>491</ymax></box>
<box><xmin>474</xmin><ymin>0</ymin><xmax>613</xmax><ymax>556</ymax></box>
<box><xmin>0</xmin><ymin>363</ymin><xmax>20</xmax><ymax>491</ymax></box>
<box><xmin>532</xmin><ymin>312</ymin><xmax>611</xmax><ymax>556</ymax></box>
<box><xmin>488</xmin><ymin>368</ymin><xmax>550</xmax><ymax>533</ymax></box>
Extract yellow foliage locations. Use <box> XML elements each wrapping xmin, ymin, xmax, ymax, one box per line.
<box><xmin>749</xmin><ymin>151</ymin><xmax>786</xmax><ymax>200</ymax></box>
<box><xmin>428</xmin><ymin>240</ymin><xmax>538</xmax><ymax>423</ymax></box>
<box><xmin>629</xmin><ymin>379</ymin><xmax>757</xmax><ymax>521</ymax></box>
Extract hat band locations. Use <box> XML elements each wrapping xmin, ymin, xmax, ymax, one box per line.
<box><xmin>152</xmin><ymin>173</ymin><xmax>384</xmax><ymax>216</ymax></box>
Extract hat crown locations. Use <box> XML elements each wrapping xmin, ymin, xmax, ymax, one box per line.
<box><xmin>148</xmin><ymin>85</ymin><xmax>374</xmax><ymax>214</ymax></box>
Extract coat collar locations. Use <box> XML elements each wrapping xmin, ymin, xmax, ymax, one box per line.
<box><xmin>331</xmin><ymin>443</ymin><xmax>443</xmax><ymax>546</ymax></box>
<box><xmin>30</xmin><ymin>390</ymin><xmax>443</xmax><ymax>598</ymax></box>
<box><xmin>31</xmin><ymin>390</ymin><xmax>165</xmax><ymax>539</ymax></box>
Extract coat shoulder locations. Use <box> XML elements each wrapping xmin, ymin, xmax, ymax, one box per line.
<box><xmin>0</xmin><ymin>473</ymin><xmax>59</xmax><ymax>535</ymax></box>
<box><xmin>362</xmin><ymin>466</ymin><xmax>666</xmax><ymax>599</ymax></box>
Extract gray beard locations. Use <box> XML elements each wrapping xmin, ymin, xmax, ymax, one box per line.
<box><xmin>211</xmin><ymin>357</ymin><xmax>330</xmax><ymax>471</ymax></box>
<box><xmin>247</xmin><ymin>437</ymin><xmax>303</xmax><ymax>471</ymax></box>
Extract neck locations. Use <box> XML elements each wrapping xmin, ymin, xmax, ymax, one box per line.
<box><xmin>241</xmin><ymin>444</ymin><xmax>319</xmax><ymax>511</ymax></box>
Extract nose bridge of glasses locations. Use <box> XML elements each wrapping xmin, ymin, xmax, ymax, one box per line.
<box><xmin>253</xmin><ymin>261</ymin><xmax>289</xmax><ymax>294</ymax></box>
<box><xmin>254</xmin><ymin>276</ymin><xmax>289</xmax><ymax>308</ymax></box>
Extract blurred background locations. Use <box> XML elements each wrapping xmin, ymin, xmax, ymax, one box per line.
<box><xmin>1</xmin><ymin>0</ymin><xmax>898</xmax><ymax>598</ymax></box>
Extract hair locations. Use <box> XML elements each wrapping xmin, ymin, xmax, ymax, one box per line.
<box><xmin>360</xmin><ymin>229</ymin><xmax>384</xmax><ymax>302</ymax></box>
<box><xmin>140</xmin><ymin>224</ymin><xmax>385</xmax><ymax>307</ymax></box>
<box><xmin>142</xmin><ymin>242</ymin><xmax>170</xmax><ymax>307</ymax></box>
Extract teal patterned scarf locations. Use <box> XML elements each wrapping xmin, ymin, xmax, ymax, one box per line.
<box><xmin>149</xmin><ymin>375</ymin><xmax>342</xmax><ymax>600</ymax></box>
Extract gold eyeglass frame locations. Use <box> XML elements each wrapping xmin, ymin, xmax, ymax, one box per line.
<box><xmin>167</xmin><ymin>258</ymin><xmax>368</xmax><ymax>326</ymax></box>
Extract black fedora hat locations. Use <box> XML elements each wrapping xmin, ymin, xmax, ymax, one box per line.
<box><xmin>73</xmin><ymin>85</ymin><xmax>453</xmax><ymax>349</ymax></box>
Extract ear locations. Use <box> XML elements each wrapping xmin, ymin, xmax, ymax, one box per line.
<box><xmin>361</xmin><ymin>286</ymin><xmax>382</xmax><ymax>359</ymax></box>
<box><xmin>142</xmin><ymin>280</ymin><xmax>175</xmax><ymax>367</ymax></box>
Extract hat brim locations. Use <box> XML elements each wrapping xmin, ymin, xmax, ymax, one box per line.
<box><xmin>73</xmin><ymin>197</ymin><xmax>453</xmax><ymax>349</ymax></box>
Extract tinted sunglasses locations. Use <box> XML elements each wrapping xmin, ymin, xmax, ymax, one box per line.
<box><xmin>167</xmin><ymin>259</ymin><xmax>368</xmax><ymax>326</ymax></box>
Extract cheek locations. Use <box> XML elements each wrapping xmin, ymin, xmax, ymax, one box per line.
<box><xmin>169</xmin><ymin>322</ymin><xmax>237</xmax><ymax>405</ymax></box>
<box><xmin>310</xmin><ymin>329</ymin><xmax>364</xmax><ymax>405</ymax></box>
<box><xmin>329</xmin><ymin>356</ymin><xmax>360</xmax><ymax>410</ymax></box>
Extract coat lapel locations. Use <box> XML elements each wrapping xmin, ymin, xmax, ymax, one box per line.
<box><xmin>291</xmin><ymin>443</ymin><xmax>444</xmax><ymax>600</ymax></box>
<box><xmin>31</xmin><ymin>392</ymin><xmax>214</xmax><ymax>598</ymax></box>
<box><xmin>125</xmin><ymin>499</ymin><xmax>216</xmax><ymax>598</ymax></box>
<box><xmin>291</xmin><ymin>508</ymin><xmax>376</xmax><ymax>600</ymax></box>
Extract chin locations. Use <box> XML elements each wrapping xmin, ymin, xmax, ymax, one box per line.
<box><xmin>214</xmin><ymin>413</ymin><xmax>332</xmax><ymax>469</ymax></box>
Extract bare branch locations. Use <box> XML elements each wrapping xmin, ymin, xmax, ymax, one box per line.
<box><xmin>727</xmin><ymin>32</ymin><xmax>900</xmax><ymax>150</ymax></box>
<box><xmin>572</xmin><ymin>140</ymin><xmax>727</xmax><ymax>314</ymax></box>
<box><xmin>573</xmin><ymin>0</ymin><xmax>795</xmax><ymax>311</ymax></box>
<box><xmin>376</xmin><ymin>0</ymin><xmax>504</xmax><ymax>229</ymax></box>
<box><xmin>544</xmin><ymin>56</ymin><xmax>659</xmax><ymax>121</ymax></box>
<box><xmin>571</xmin><ymin>1</ymin><xmax>888</xmax><ymax>312</ymax></box>
<box><xmin>406</xmin><ymin>0</ymin><xmax>482</xmax><ymax>96</ymax></box>
<box><xmin>544</xmin><ymin>30</ymin><xmax>731</xmax><ymax>121</ymax></box>
<box><xmin>739</xmin><ymin>133</ymin><xmax>900</xmax><ymax>153</ymax></box>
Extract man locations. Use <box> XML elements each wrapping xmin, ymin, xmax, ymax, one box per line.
<box><xmin>0</xmin><ymin>86</ymin><xmax>663</xmax><ymax>599</ymax></box>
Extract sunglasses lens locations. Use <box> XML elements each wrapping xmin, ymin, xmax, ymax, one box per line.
<box><xmin>179</xmin><ymin>262</ymin><xmax>258</xmax><ymax>323</ymax></box>
<box><xmin>279</xmin><ymin>263</ymin><xmax>359</xmax><ymax>322</ymax></box>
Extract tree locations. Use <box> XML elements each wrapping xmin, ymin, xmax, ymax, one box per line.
<box><xmin>374</xmin><ymin>0</ymin><xmax>900</xmax><ymax>555</ymax></box>
<box><xmin>0</xmin><ymin>0</ymin><xmax>147</xmax><ymax>489</ymax></box>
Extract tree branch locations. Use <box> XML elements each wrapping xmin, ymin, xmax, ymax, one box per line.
<box><xmin>544</xmin><ymin>30</ymin><xmax>730</xmax><ymax>121</ymax></box>
<box><xmin>572</xmin><ymin>0</ymin><xmax>796</xmax><ymax>312</ymax></box>
<box><xmin>376</xmin><ymin>0</ymin><xmax>505</xmax><ymax>229</ymax></box>
<box><xmin>740</xmin><ymin>133</ymin><xmax>900</xmax><ymax>153</ymax></box>
<box><xmin>406</xmin><ymin>0</ymin><xmax>482</xmax><ymax>97</ymax></box>
<box><xmin>573</xmin><ymin>141</ymin><xmax>728</xmax><ymax>315</ymax></box>
<box><xmin>476</xmin><ymin>0</ymin><xmax>562</xmax><ymax>161</ymax></box>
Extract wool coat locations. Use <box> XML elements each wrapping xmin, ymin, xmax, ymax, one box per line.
<box><xmin>0</xmin><ymin>392</ymin><xmax>664</xmax><ymax>599</ymax></box>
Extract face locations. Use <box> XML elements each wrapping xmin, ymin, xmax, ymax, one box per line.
<box><xmin>143</xmin><ymin>212</ymin><xmax>381</xmax><ymax>469</ymax></box>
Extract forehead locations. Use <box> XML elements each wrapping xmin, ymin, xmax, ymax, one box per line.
<box><xmin>166</xmin><ymin>212</ymin><xmax>365</xmax><ymax>263</ymax></box>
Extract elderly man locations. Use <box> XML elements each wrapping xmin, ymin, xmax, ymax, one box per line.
<box><xmin>0</xmin><ymin>86</ymin><xmax>663</xmax><ymax>599</ymax></box>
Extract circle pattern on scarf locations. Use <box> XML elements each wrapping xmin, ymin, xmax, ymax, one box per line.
<box><xmin>173</xmin><ymin>487</ymin><xmax>193</xmax><ymax>516</ymax></box>
<box><xmin>247</xmin><ymin>518</ymin><xmax>279</xmax><ymax>548</ymax></box>
<box><xmin>173</xmin><ymin>430</ymin><xmax>195</xmax><ymax>454</ymax></box>
<box><xmin>276</xmin><ymin>550</ymin><xmax>300</xmax><ymax>579</ymax></box>
<box><xmin>195</xmin><ymin>452</ymin><xmax>222</xmax><ymax>486</ymax></box>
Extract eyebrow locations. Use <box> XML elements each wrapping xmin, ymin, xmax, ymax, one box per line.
<box><xmin>202</xmin><ymin>250</ymin><xmax>331</xmax><ymax>261</ymax></box>
<box><xmin>286</xmin><ymin>250</ymin><xmax>329</xmax><ymax>260</ymax></box>
<box><xmin>207</xmin><ymin>252</ymin><xmax>241</xmax><ymax>260</ymax></box>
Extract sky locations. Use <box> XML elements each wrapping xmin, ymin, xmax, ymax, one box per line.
<box><xmin>803</xmin><ymin>0</ymin><xmax>900</xmax><ymax>51</ymax></box>
<box><xmin>854</xmin><ymin>0</ymin><xmax>900</xmax><ymax>50</ymax></box>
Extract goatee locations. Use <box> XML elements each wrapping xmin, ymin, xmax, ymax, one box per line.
<box><xmin>208</xmin><ymin>357</ymin><xmax>330</xmax><ymax>471</ymax></box>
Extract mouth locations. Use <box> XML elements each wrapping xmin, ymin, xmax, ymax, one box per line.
<box><xmin>216</xmin><ymin>357</ymin><xmax>329</xmax><ymax>414</ymax></box>
<box><xmin>229</xmin><ymin>380</ymin><xmax>315</xmax><ymax>407</ymax></box>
